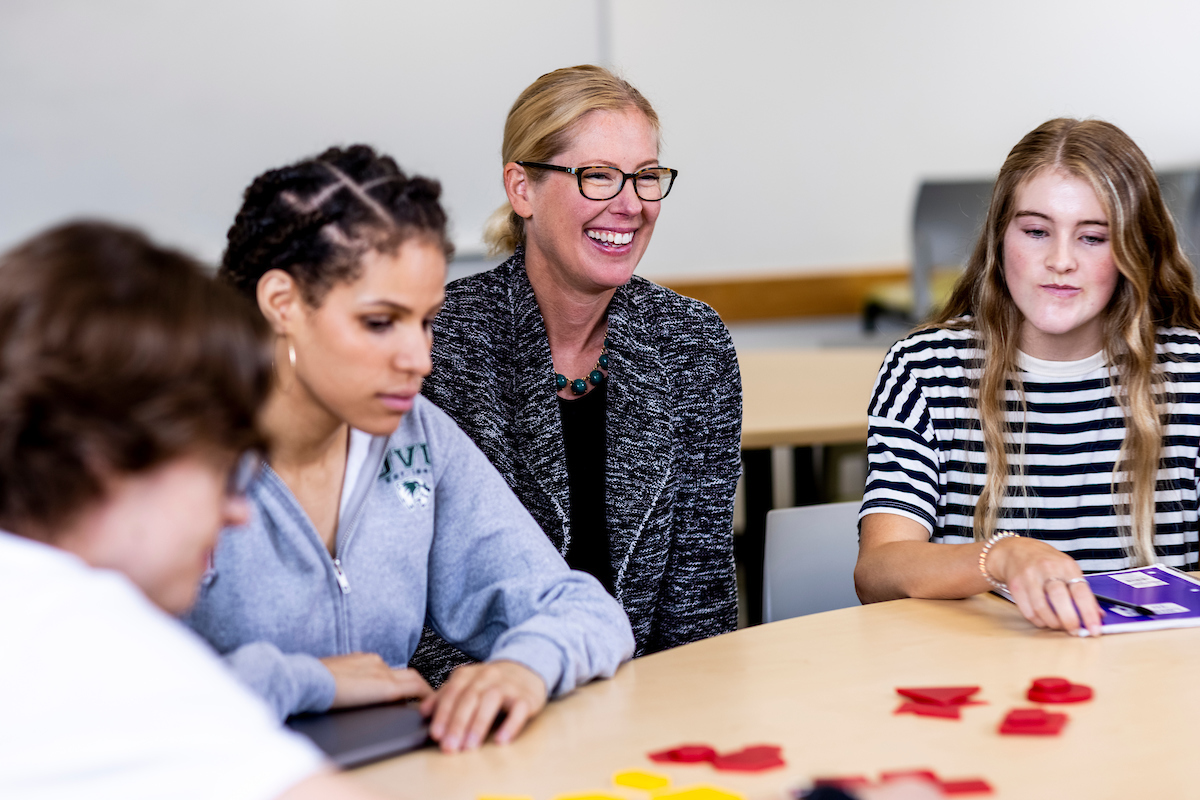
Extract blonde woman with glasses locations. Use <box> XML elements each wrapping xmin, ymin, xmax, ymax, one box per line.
<box><xmin>856</xmin><ymin>119</ymin><xmax>1200</xmax><ymax>636</ymax></box>
<box><xmin>416</xmin><ymin>65</ymin><xmax>742</xmax><ymax>686</ymax></box>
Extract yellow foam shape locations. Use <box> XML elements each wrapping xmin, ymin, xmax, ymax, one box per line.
<box><xmin>613</xmin><ymin>770</ymin><xmax>671</xmax><ymax>790</ymax></box>
<box><xmin>654</xmin><ymin>787</ymin><xmax>743</xmax><ymax>800</ymax></box>
<box><xmin>551</xmin><ymin>795</ymin><xmax>623</xmax><ymax>800</ymax></box>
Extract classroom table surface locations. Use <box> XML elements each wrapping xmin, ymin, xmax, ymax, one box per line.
<box><xmin>739</xmin><ymin>347</ymin><xmax>888</xmax><ymax>449</ymax></box>
<box><xmin>351</xmin><ymin>594</ymin><xmax>1200</xmax><ymax>799</ymax></box>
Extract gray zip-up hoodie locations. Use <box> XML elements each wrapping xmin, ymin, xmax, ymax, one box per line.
<box><xmin>184</xmin><ymin>396</ymin><xmax>634</xmax><ymax>719</ymax></box>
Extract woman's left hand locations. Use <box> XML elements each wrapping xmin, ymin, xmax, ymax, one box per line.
<box><xmin>419</xmin><ymin>659</ymin><xmax>548</xmax><ymax>752</ymax></box>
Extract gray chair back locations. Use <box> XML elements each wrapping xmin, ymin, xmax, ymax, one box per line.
<box><xmin>911</xmin><ymin>179</ymin><xmax>994</xmax><ymax>319</ymax></box>
<box><xmin>762</xmin><ymin>501</ymin><xmax>862</xmax><ymax>623</ymax></box>
<box><xmin>1157</xmin><ymin>168</ymin><xmax>1200</xmax><ymax>268</ymax></box>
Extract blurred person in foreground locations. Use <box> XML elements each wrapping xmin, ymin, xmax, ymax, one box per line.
<box><xmin>0</xmin><ymin>222</ymin><xmax>387</xmax><ymax>799</ymax></box>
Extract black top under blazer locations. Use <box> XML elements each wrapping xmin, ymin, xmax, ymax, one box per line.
<box><xmin>410</xmin><ymin>248</ymin><xmax>742</xmax><ymax>686</ymax></box>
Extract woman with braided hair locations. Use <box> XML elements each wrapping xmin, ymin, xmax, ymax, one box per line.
<box><xmin>184</xmin><ymin>144</ymin><xmax>633</xmax><ymax>753</ymax></box>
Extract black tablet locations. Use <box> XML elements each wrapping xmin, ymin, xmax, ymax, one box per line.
<box><xmin>286</xmin><ymin>702</ymin><xmax>430</xmax><ymax>768</ymax></box>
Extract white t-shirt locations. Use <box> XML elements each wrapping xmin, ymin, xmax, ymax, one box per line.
<box><xmin>339</xmin><ymin>428</ymin><xmax>373</xmax><ymax>525</ymax></box>
<box><xmin>0</xmin><ymin>532</ymin><xmax>326</xmax><ymax>800</ymax></box>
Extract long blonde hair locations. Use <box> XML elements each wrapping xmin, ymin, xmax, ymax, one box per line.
<box><xmin>933</xmin><ymin>118</ymin><xmax>1200</xmax><ymax>564</ymax></box>
<box><xmin>483</xmin><ymin>64</ymin><xmax>660</xmax><ymax>257</ymax></box>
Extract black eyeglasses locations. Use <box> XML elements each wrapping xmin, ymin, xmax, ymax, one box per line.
<box><xmin>517</xmin><ymin>162</ymin><xmax>678</xmax><ymax>201</ymax></box>
<box><xmin>226</xmin><ymin>450</ymin><xmax>263</xmax><ymax>498</ymax></box>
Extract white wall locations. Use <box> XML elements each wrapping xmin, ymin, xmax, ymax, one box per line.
<box><xmin>3</xmin><ymin>0</ymin><xmax>1200</xmax><ymax>279</ymax></box>
<box><xmin>0</xmin><ymin>0</ymin><xmax>597</xmax><ymax>264</ymax></box>
<box><xmin>617</xmin><ymin>0</ymin><xmax>1200</xmax><ymax>277</ymax></box>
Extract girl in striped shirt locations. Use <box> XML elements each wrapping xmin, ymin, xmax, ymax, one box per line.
<box><xmin>856</xmin><ymin>118</ymin><xmax>1200</xmax><ymax>636</ymax></box>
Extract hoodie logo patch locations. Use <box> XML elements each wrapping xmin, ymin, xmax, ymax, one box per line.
<box><xmin>379</xmin><ymin>443</ymin><xmax>433</xmax><ymax>510</ymax></box>
<box><xmin>396</xmin><ymin>478</ymin><xmax>432</xmax><ymax>509</ymax></box>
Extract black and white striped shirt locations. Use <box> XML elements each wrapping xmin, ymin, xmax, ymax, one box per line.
<box><xmin>861</xmin><ymin>325</ymin><xmax>1200</xmax><ymax>572</ymax></box>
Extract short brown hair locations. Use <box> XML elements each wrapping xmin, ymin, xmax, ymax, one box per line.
<box><xmin>0</xmin><ymin>221</ymin><xmax>273</xmax><ymax>532</ymax></box>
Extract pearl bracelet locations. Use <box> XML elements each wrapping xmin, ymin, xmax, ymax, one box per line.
<box><xmin>979</xmin><ymin>531</ymin><xmax>1019</xmax><ymax>591</ymax></box>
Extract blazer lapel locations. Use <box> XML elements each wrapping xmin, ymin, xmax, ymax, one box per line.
<box><xmin>604</xmin><ymin>281</ymin><xmax>672</xmax><ymax>599</ymax></box>
<box><xmin>508</xmin><ymin>257</ymin><xmax>572</xmax><ymax>552</ymax></box>
<box><xmin>505</xmin><ymin>254</ymin><xmax>672</xmax><ymax>580</ymax></box>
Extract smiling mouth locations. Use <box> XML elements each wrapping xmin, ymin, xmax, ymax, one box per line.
<box><xmin>586</xmin><ymin>229</ymin><xmax>633</xmax><ymax>247</ymax></box>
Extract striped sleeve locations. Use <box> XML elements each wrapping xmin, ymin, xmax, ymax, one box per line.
<box><xmin>859</xmin><ymin>329</ymin><xmax>966</xmax><ymax>534</ymax></box>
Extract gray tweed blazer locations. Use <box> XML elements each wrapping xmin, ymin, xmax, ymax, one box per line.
<box><xmin>410</xmin><ymin>248</ymin><xmax>741</xmax><ymax>686</ymax></box>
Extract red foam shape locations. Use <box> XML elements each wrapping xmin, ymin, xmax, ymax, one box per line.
<box><xmin>812</xmin><ymin>776</ymin><xmax>872</xmax><ymax>790</ymax></box>
<box><xmin>895</xmin><ymin>686</ymin><xmax>981</xmax><ymax>706</ymax></box>
<box><xmin>648</xmin><ymin>744</ymin><xmax>717</xmax><ymax>763</ymax></box>
<box><xmin>880</xmin><ymin>769</ymin><xmax>939</xmax><ymax>784</ymax></box>
<box><xmin>1027</xmin><ymin>676</ymin><xmax>1094</xmax><ymax>704</ymax></box>
<box><xmin>895</xmin><ymin>701</ymin><xmax>961</xmax><ymax>719</ymax></box>
<box><xmin>711</xmin><ymin>744</ymin><xmax>786</xmax><ymax>772</ymax></box>
<box><xmin>998</xmin><ymin>708</ymin><xmax>1068</xmax><ymax>735</ymax></box>
<box><xmin>940</xmin><ymin>778</ymin><xmax>994</xmax><ymax>795</ymax></box>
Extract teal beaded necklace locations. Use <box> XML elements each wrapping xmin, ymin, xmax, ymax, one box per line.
<box><xmin>555</xmin><ymin>337</ymin><xmax>610</xmax><ymax>396</ymax></box>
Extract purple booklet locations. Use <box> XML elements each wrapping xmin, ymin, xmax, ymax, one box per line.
<box><xmin>1084</xmin><ymin>565</ymin><xmax>1200</xmax><ymax>635</ymax></box>
<box><xmin>995</xmin><ymin>564</ymin><xmax>1200</xmax><ymax>634</ymax></box>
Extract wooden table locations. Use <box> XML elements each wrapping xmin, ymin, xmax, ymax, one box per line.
<box><xmin>352</xmin><ymin>595</ymin><xmax>1200</xmax><ymax>798</ymax></box>
<box><xmin>739</xmin><ymin>348</ymin><xmax>888</xmax><ymax>449</ymax></box>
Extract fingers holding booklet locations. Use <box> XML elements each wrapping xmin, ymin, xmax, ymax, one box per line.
<box><xmin>994</xmin><ymin>565</ymin><xmax>1200</xmax><ymax>636</ymax></box>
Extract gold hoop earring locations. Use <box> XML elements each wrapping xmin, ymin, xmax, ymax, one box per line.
<box><xmin>274</xmin><ymin>337</ymin><xmax>296</xmax><ymax>394</ymax></box>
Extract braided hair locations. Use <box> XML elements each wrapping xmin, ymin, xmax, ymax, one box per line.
<box><xmin>221</xmin><ymin>144</ymin><xmax>453</xmax><ymax>305</ymax></box>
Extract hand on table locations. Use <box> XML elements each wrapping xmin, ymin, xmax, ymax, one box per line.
<box><xmin>987</xmin><ymin>535</ymin><xmax>1103</xmax><ymax>636</ymax></box>
<box><xmin>320</xmin><ymin>652</ymin><xmax>433</xmax><ymax>708</ymax></box>
<box><xmin>419</xmin><ymin>659</ymin><xmax>547</xmax><ymax>753</ymax></box>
